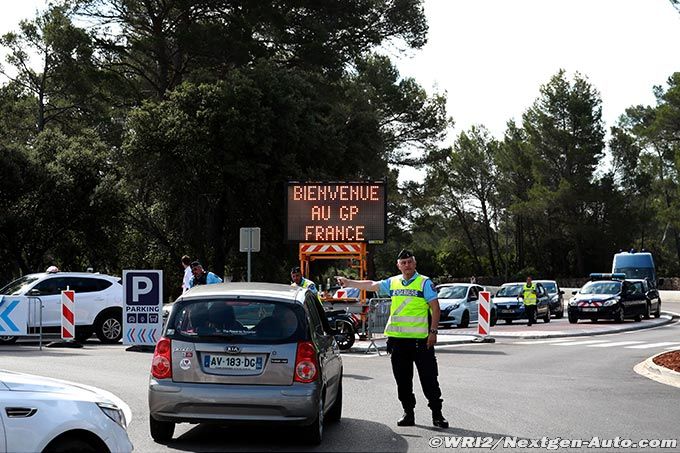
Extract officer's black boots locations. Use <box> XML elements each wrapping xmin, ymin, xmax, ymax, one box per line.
<box><xmin>397</xmin><ymin>411</ymin><xmax>415</xmax><ymax>426</ymax></box>
<box><xmin>432</xmin><ymin>411</ymin><xmax>449</xmax><ymax>428</ymax></box>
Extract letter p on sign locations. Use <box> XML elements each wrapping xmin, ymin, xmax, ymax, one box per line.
<box><xmin>132</xmin><ymin>276</ymin><xmax>153</xmax><ymax>302</ymax></box>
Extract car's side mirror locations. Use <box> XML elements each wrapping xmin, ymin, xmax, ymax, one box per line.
<box><xmin>559</xmin><ymin>290</ymin><xmax>565</xmax><ymax>295</ymax></box>
<box><xmin>26</xmin><ymin>289</ymin><xmax>40</xmax><ymax>296</ymax></box>
<box><xmin>571</xmin><ymin>290</ymin><xmax>577</xmax><ymax>295</ymax></box>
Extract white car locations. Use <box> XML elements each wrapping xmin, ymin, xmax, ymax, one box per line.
<box><xmin>0</xmin><ymin>272</ymin><xmax>124</xmax><ymax>344</ymax></box>
<box><xmin>0</xmin><ymin>370</ymin><xmax>133</xmax><ymax>453</ymax></box>
<box><xmin>436</xmin><ymin>283</ymin><xmax>496</xmax><ymax>328</ymax></box>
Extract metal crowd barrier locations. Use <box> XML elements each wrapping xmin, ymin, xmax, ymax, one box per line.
<box><xmin>27</xmin><ymin>297</ymin><xmax>44</xmax><ymax>350</ymax></box>
<box><xmin>365</xmin><ymin>298</ymin><xmax>391</xmax><ymax>354</ymax></box>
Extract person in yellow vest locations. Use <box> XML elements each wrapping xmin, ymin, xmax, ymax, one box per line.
<box><xmin>290</xmin><ymin>266</ymin><xmax>319</xmax><ymax>296</ymax></box>
<box><xmin>291</xmin><ymin>267</ymin><xmax>335</xmax><ymax>334</ymax></box>
<box><xmin>522</xmin><ymin>276</ymin><xmax>538</xmax><ymax>326</ymax></box>
<box><xmin>336</xmin><ymin>249</ymin><xmax>448</xmax><ymax>428</ymax></box>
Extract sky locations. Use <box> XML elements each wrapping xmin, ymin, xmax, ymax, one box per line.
<box><xmin>2</xmin><ymin>1</ymin><xmax>680</xmax><ymax>181</ymax></box>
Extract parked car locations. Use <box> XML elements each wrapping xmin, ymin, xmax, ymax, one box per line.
<box><xmin>567</xmin><ymin>273</ymin><xmax>654</xmax><ymax>323</ymax></box>
<box><xmin>534</xmin><ymin>280</ymin><xmax>565</xmax><ymax>318</ymax></box>
<box><xmin>436</xmin><ymin>283</ymin><xmax>497</xmax><ymax>328</ymax></box>
<box><xmin>0</xmin><ymin>369</ymin><xmax>133</xmax><ymax>453</ymax></box>
<box><xmin>0</xmin><ymin>272</ymin><xmax>123</xmax><ymax>344</ymax></box>
<box><xmin>493</xmin><ymin>282</ymin><xmax>551</xmax><ymax>324</ymax></box>
<box><xmin>149</xmin><ymin>283</ymin><xmax>343</xmax><ymax>445</ymax></box>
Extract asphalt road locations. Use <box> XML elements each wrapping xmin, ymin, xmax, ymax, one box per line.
<box><xmin>1</xmin><ymin>303</ymin><xmax>679</xmax><ymax>452</ymax></box>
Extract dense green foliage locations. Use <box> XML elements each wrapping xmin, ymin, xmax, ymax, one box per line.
<box><xmin>1</xmin><ymin>2</ymin><xmax>679</xmax><ymax>298</ymax></box>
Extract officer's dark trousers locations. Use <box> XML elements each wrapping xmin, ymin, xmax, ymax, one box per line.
<box><xmin>389</xmin><ymin>337</ymin><xmax>443</xmax><ymax>412</ymax></box>
<box><xmin>525</xmin><ymin>304</ymin><xmax>537</xmax><ymax>325</ymax></box>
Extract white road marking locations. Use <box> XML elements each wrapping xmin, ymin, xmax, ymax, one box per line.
<box><xmin>553</xmin><ymin>340</ymin><xmax>609</xmax><ymax>346</ymax></box>
<box><xmin>625</xmin><ymin>342</ymin><xmax>680</xmax><ymax>349</ymax></box>
<box><xmin>512</xmin><ymin>339</ymin><xmax>579</xmax><ymax>344</ymax></box>
<box><xmin>587</xmin><ymin>341</ymin><xmax>644</xmax><ymax>348</ymax></box>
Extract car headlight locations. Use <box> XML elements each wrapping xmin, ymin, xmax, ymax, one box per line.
<box><xmin>569</xmin><ymin>299</ymin><xmax>578</xmax><ymax>306</ymax></box>
<box><xmin>603</xmin><ymin>298</ymin><xmax>619</xmax><ymax>307</ymax></box>
<box><xmin>97</xmin><ymin>402</ymin><xmax>127</xmax><ymax>429</ymax></box>
<box><xmin>451</xmin><ymin>303</ymin><xmax>460</xmax><ymax>310</ymax></box>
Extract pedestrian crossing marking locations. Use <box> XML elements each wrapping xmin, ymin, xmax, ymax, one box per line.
<box><xmin>512</xmin><ymin>339</ymin><xmax>679</xmax><ymax>350</ymax></box>
<box><xmin>554</xmin><ymin>340</ymin><xmax>608</xmax><ymax>346</ymax></box>
<box><xmin>624</xmin><ymin>342</ymin><xmax>680</xmax><ymax>349</ymax></box>
<box><xmin>587</xmin><ymin>341</ymin><xmax>644</xmax><ymax>348</ymax></box>
<box><xmin>513</xmin><ymin>339</ymin><xmax>578</xmax><ymax>344</ymax></box>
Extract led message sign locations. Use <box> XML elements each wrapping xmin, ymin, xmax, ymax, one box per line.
<box><xmin>286</xmin><ymin>182</ymin><xmax>386</xmax><ymax>243</ymax></box>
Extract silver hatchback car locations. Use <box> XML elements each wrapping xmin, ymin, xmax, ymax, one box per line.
<box><xmin>148</xmin><ymin>283</ymin><xmax>342</xmax><ymax>445</ymax></box>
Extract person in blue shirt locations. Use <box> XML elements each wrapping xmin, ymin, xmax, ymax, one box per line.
<box><xmin>188</xmin><ymin>261</ymin><xmax>223</xmax><ymax>288</ymax></box>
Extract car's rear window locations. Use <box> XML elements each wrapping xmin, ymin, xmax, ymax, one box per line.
<box><xmin>166</xmin><ymin>299</ymin><xmax>307</xmax><ymax>343</ymax></box>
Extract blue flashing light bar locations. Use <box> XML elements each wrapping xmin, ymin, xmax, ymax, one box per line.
<box><xmin>589</xmin><ymin>273</ymin><xmax>626</xmax><ymax>280</ymax></box>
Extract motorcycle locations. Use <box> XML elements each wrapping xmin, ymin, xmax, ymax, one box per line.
<box><xmin>325</xmin><ymin>309</ymin><xmax>361</xmax><ymax>351</ymax></box>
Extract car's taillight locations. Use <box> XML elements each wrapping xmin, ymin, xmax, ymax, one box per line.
<box><xmin>151</xmin><ymin>337</ymin><xmax>172</xmax><ymax>380</ymax></box>
<box><xmin>294</xmin><ymin>341</ymin><xmax>318</xmax><ymax>383</ymax></box>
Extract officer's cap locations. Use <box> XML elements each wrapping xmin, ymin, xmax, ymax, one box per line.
<box><xmin>190</xmin><ymin>260</ymin><xmax>202</xmax><ymax>268</ymax></box>
<box><xmin>397</xmin><ymin>249</ymin><xmax>414</xmax><ymax>260</ymax></box>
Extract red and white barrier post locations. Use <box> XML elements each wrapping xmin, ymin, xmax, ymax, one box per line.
<box><xmin>61</xmin><ymin>290</ymin><xmax>75</xmax><ymax>341</ymax></box>
<box><xmin>478</xmin><ymin>291</ymin><xmax>492</xmax><ymax>337</ymax></box>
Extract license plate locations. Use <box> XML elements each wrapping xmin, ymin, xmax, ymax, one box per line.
<box><xmin>501</xmin><ymin>309</ymin><xmax>514</xmax><ymax>314</ymax></box>
<box><xmin>581</xmin><ymin>307</ymin><xmax>598</xmax><ymax>312</ymax></box>
<box><xmin>204</xmin><ymin>354</ymin><xmax>263</xmax><ymax>371</ymax></box>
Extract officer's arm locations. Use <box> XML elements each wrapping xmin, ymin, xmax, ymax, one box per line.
<box><xmin>336</xmin><ymin>277</ymin><xmax>380</xmax><ymax>292</ymax></box>
<box><xmin>427</xmin><ymin>299</ymin><xmax>440</xmax><ymax>348</ymax></box>
<box><xmin>428</xmin><ymin>299</ymin><xmax>441</xmax><ymax>330</ymax></box>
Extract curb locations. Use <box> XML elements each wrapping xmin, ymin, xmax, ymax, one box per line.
<box><xmin>634</xmin><ymin>350</ymin><xmax>680</xmax><ymax>389</ymax></box>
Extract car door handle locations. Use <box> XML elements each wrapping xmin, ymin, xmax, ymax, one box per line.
<box><xmin>93</xmin><ymin>297</ymin><xmax>105</xmax><ymax>301</ymax></box>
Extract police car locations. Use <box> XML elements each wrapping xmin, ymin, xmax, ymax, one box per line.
<box><xmin>567</xmin><ymin>273</ymin><xmax>656</xmax><ymax>323</ymax></box>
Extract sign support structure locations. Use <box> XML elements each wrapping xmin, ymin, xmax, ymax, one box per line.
<box><xmin>47</xmin><ymin>290</ymin><xmax>83</xmax><ymax>348</ymax></box>
<box><xmin>475</xmin><ymin>291</ymin><xmax>495</xmax><ymax>343</ymax></box>
<box><xmin>240</xmin><ymin>227</ymin><xmax>261</xmax><ymax>282</ymax></box>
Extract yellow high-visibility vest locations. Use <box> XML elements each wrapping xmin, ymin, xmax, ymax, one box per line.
<box><xmin>523</xmin><ymin>283</ymin><xmax>537</xmax><ymax>306</ymax></box>
<box><xmin>384</xmin><ymin>275</ymin><xmax>430</xmax><ymax>338</ymax></box>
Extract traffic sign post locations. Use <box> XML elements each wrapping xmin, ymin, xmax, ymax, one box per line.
<box><xmin>476</xmin><ymin>291</ymin><xmax>495</xmax><ymax>343</ymax></box>
<box><xmin>123</xmin><ymin>270</ymin><xmax>163</xmax><ymax>350</ymax></box>
<box><xmin>61</xmin><ymin>290</ymin><xmax>75</xmax><ymax>341</ymax></box>
<box><xmin>240</xmin><ymin>227</ymin><xmax>261</xmax><ymax>282</ymax></box>
<box><xmin>46</xmin><ymin>290</ymin><xmax>82</xmax><ymax>348</ymax></box>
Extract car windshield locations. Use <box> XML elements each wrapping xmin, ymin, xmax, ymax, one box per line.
<box><xmin>166</xmin><ymin>299</ymin><xmax>306</xmax><ymax>344</ymax></box>
<box><xmin>540</xmin><ymin>282</ymin><xmax>557</xmax><ymax>293</ymax></box>
<box><xmin>615</xmin><ymin>267</ymin><xmax>655</xmax><ymax>281</ymax></box>
<box><xmin>496</xmin><ymin>285</ymin><xmax>523</xmax><ymax>297</ymax></box>
<box><xmin>0</xmin><ymin>276</ymin><xmax>41</xmax><ymax>295</ymax></box>
<box><xmin>580</xmin><ymin>281</ymin><xmax>621</xmax><ymax>295</ymax></box>
<box><xmin>437</xmin><ymin>286</ymin><xmax>468</xmax><ymax>299</ymax></box>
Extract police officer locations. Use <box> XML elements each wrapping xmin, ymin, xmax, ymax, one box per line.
<box><xmin>290</xmin><ymin>266</ymin><xmax>319</xmax><ymax>296</ymax></box>
<box><xmin>337</xmin><ymin>249</ymin><xmax>448</xmax><ymax>428</ymax></box>
<box><xmin>522</xmin><ymin>276</ymin><xmax>538</xmax><ymax>326</ymax></box>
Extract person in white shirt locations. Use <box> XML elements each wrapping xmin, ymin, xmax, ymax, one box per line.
<box><xmin>181</xmin><ymin>255</ymin><xmax>192</xmax><ymax>293</ymax></box>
